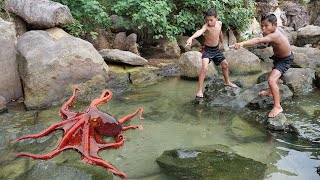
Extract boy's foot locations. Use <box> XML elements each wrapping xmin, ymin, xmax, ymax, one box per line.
<box><xmin>268</xmin><ymin>106</ymin><xmax>283</xmax><ymax>118</ymax></box>
<box><xmin>259</xmin><ymin>90</ymin><xmax>272</xmax><ymax>96</ymax></box>
<box><xmin>224</xmin><ymin>82</ymin><xmax>238</xmax><ymax>88</ymax></box>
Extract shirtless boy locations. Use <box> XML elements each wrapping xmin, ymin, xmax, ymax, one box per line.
<box><xmin>186</xmin><ymin>8</ymin><xmax>237</xmax><ymax>99</ymax></box>
<box><xmin>231</xmin><ymin>14</ymin><xmax>293</xmax><ymax>118</ymax></box>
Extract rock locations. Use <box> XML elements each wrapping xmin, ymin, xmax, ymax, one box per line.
<box><xmin>281</xmin><ymin>1</ymin><xmax>309</xmax><ymax>30</ymax></box>
<box><xmin>99</xmin><ymin>49</ymin><xmax>148</xmax><ymax>65</ymax></box>
<box><xmin>316</xmin><ymin>70</ymin><xmax>320</xmax><ymax>88</ymax></box>
<box><xmin>0</xmin><ymin>18</ymin><xmax>23</xmax><ymax>102</ymax></box>
<box><xmin>129</xmin><ymin>67</ymin><xmax>159</xmax><ymax>86</ymax></box>
<box><xmin>202</xmin><ymin>78</ymin><xmax>293</xmax><ymax>109</ymax></box>
<box><xmin>267</xmin><ymin>113</ymin><xmax>287</xmax><ymax>131</ymax></box>
<box><xmin>308</xmin><ymin>0</ymin><xmax>320</xmax><ymax>26</ymax></box>
<box><xmin>224</xmin><ymin>48</ymin><xmax>262</xmax><ymax>75</ymax></box>
<box><xmin>85</xmin><ymin>28</ymin><xmax>111</xmax><ymax>51</ymax></box>
<box><xmin>156</xmin><ymin>145</ymin><xmax>267</xmax><ymax>180</ymax></box>
<box><xmin>179</xmin><ymin>51</ymin><xmax>217</xmax><ymax>79</ymax></box>
<box><xmin>110</xmin><ymin>15</ymin><xmax>129</xmax><ymax>33</ymax></box>
<box><xmin>291</xmin><ymin>45</ymin><xmax>320</xmax><ymax>60</ymax></box>
<box><xmin>17</xmin><ymin>30</ymin><xmax>108</xmax><ymax>109</ymax></box>
<box><xmin>45</xmin><ymin>27</ymin><xmax>71</xmax><ymax>41</ymax></box>
<box><xmin>143</xmin><ymin>38</ymin><xmax>181</xmax><ymax>59</ymax></box>
<box><xmin>296</xmin><ymin>25</ymin><xmax>320</xmax><ymax>47</ymax></box>
<box><xmin>17</xmin><ymin>160</ymin><xmax>112</xmax><ymax>180</ymax></box>
<box><xmin>248</xmin><ymin>82</ymin><xmax>293</xmax><ymax>109</ymax></box>
<box><xmin>0</xmin><ymin>96</ymin><xmax>8</xmax><ymax>113</ymax></box>
<box><xmin>282</xmin><ymin>26</ymin><xmax>297</xmax><ymax>45</ymax></box>
<box><xmin>125</xmin><ymin>33</ymin><xmax>139</xmax><ymax>55</ymax></box>
<box><xmin>250</xmin><ymin>46</ymin><xmax>273</xmax><ymax>62</ymax></box>
<box><xmin>293</xmin><ymin>52</ymin><xmax>320</xmax><ymax>69</ymax></box>
<box><xmin>5</xmin><ymin>0</ymin><xmax>73</xmax><ymax>29</ymax></box>
<box><xmin>12</xmin><ymin>15</ymin><xmax>27</xmax><ymax>37</ymax></box>
<box><xmin>176</xmin><ymin>35</ymin><xmax>201</xmax><ymax>53</ymax></box>
<box><xmin>282</xmin><ymin>68</ymin><xmax>316</xmax><ymax>94</ymax></box>
<box><xmin>105</xmin><ymin>69</ymin><xmax>131</xmax><ymax>95</ymax></box>
<box><xmin>113</xmin><ymin>32</ymin><xmax>127</xmax><ymax>50</ymax></box>
<box><xmin>240</xmin><ymin>18</ymin><xmax>263</xmax><ymax>42</ymax></box>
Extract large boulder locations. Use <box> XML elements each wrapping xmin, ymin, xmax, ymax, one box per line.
<box><xmin>99</xmin><ymin>49</ymin><xmax>148</xmax><ymax>66</ymax></box>
<box><xmin>281</xmin><ymin>1</ymin><xmax>309</xmax><ymax>30</ymax></box>
<box><xmin>0</xmin><ymin>18</ymin><xmax>23</xmax><ymax>102</ymax></box>
<box><xmin>156</xmin><ymin>145</ymin><xmax>267</xmax><ymax>180</ymax></box>
<box><xmin>224</xmin><ymin>48</ymin><xmax>262</xmax><ymax>75</ymax></box>
<box><xmin>179</xmin><ymin>51</ymin><xmax>217</xmax><ymax>79</ymax></box>
<box><xmin>17</xmin><ymin>30</ymin><xmax>109</xmax><ymax>109</ymax></box>
<box><xmin>5</xmin><ymin>0</ymin><xmax>73</xmax><ymax>29</ymax></box>
<box><xmin>296</xmin><ymin>25</ymin><xmax>320</xmax><ymax>47</ymax></box>
<box><xmin>291</xmin><ymin>45</ymin><xmax>320</xmax><ymax>60</ymax></box>
<box><xmin>250</xmin><ymin>46</ymin><xmax>273</xmax><ymax>62</ymax></box>
<box><xmin>282</xmin><ymin>68</ymin><xmax>316</xmax><ymax>94</ymax></box>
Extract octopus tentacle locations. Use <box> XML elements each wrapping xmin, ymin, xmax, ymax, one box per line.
<box><xmin>83</xmin><ymin>156</ymin><xmax>127</xmax><ymax>179</ymax></box>
<box><xmin>15</xmin><ymin>117</ymin><xmax>79</xmax><ymax>142</ymax></box>
<box><xmin>90</xmin><ymin>90</ymin><xmax>112</xmax><ymax>107</ymax></box>
<box><xmin>59</xmin><ymin>88</ymin><xmax>80</xmax><ymax>119</ymax></box>
<box><xmin>16</xmin><ymin>148</ymin><xmax>63</xmax><ymax>160</ymax></box>
<box><xmin>58</xmin><ymin>117</ymin><xmax>86</xmax><ymax>148</ymax></box>
<box><xmin>122</xmin><ymin>125</ymin><xmax>143</xmax><ymax>131</ymax></box>
<box><xmin>118</xmin><ymin>108</ymin><xmax>144</xmax><ymax>124</ymax></box>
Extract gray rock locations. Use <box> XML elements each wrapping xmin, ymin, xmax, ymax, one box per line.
<box><xmin>296</xmin><ymin>25</ymin><xmax>320</xmax><ymax>47</ymax></box>
<box><xmin>99</xmin><ymin>49</ymin><xmax>147</xmax><ymax>65</ymax></box>
<box><xmin>179</xmin><ymin>51</ymin><xmax>217</xmax><ymax>79</ymax></box>
<box><xmin>282</xmin><ymin>26</ymin><xmax>298</xmax><ymax>45</ymax></box>
<box><xmin>176</xmin><ymin>35</ymin><xmax>201</xmax><ymax>53</ymax></box>
<box><xmin>293</xmin><ymin>52</ymin><xmax>320</xmax><ymax>69</ymax></box>
<box><xmin>0</xmin><ymin>18</ymin><xmax>23</xmax><ymax>102</ymax></box>
<box><xmin>5</xmin><ymin>0</ymin><xmax>73</xmax><ymax>28</ymax></box>
<box><xmin>113</xmin><ymin>32</ymin><xmax>127</xmax><ymax>50</ymax></box>
<box><xmin>129</xmin><ymin>67</ymin><xmax>159</xmax><ymax>86</ymax></box>
<box><xmin>282</xmin><ymin>68</ymin><xmax>316</xmax><ymax>94</ymax></box>
<box><xmin>156</xmin><ymin>145</ymin><xmax>267</xmax><ymax>180</ymax></box>
<box><xmin>308</xmin><ymin>0</ymin><xmax>320</xmax><ymax>26</ymax></box>
<box><xmin>281</xmin><ymin>1</ymin><xmax>309</xmax><ymax>30</ymax></box>
<box><xmin>17</xmin><ymin>30</ymin><xmax>109</xmax><ymax>109</ymax></box>
<box><xmin>0</xmin><ymin>96</ymin><xmax>8</xmax><ymax>113</ymax></box>
<box><xmin>18</xmin><ymin>160</ymin><xmax>110</xmax><ymax>180</ymax></box>
<box><xmin>224</xmin><ymin>48</ymin><xmax>262</xmax><ymax>75</ymax></box>
<box><xmin>267</xmin><ymin>113</ymin><xmax>287</xmax><ymax>131</ymax></box>
<box><xmin>250</xmin><ymin>46</ymin><xmax>273</xmax><ymax>62</ymax></box>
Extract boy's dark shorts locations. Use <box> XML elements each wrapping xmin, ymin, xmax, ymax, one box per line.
<box><xmin>202</xmin><ymin>45</ymin><xmax>225</xmax><ymax>66</ymax></box>
<box><xmin>270</xmin><ymin>53</ymin><xmax>294</xmax><ymax>75</ymax></box>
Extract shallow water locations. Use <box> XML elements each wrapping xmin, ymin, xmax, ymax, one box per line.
<box><xmin>0</xmin><ymin>77</ymin><xmax>320</xmax><ymax>180</ymax></box>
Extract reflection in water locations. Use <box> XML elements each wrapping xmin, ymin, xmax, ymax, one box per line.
<box><xmin>0</xmin><ymin>78</ymin><xmax>320</xmax><ymax>179</ymax></box>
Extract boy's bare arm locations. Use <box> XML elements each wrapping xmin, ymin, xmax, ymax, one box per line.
<box><xmin>219</xmin><ymin>31</ymin><xmax>224</xmax><ymax>47</ymax></box>
<box><xmin>186</xmin><ymin>24</ymin><xmax>207</xmax><ymax>46</ymax></box>
<box><xmin>230</xmin><ymin>35</ymin><xmax>274</xmax><ymax>49</ymax></box>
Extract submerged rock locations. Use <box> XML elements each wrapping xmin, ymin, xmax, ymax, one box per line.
<box><xmin>267</xmin><ymin>113</ymin><xmax>288</xmax><ymax>131</ymax></box>
<box><xmin>156</xmin><ymin>145</ymin><xmax>267</xmax><ymax>180</ymax></box>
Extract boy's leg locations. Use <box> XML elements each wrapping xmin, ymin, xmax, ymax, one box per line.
<box><xmin>259</xmin><ymin>77</ymin><xmax>280</xmax><ymax>96</ymax></box>
<box><xmin>268</xmin><ymin>69</ymin><xmax>283</xmax><ymax>118</ymax></box>
<box><xmin>196</xmin><ymin>58</ymin><xmax>210</xmax><ymax>97</ymax></box>
<box><xmin>220</xmin><ymin>60</ymin><xmax>237</xmax><ymax>88</ymax></box>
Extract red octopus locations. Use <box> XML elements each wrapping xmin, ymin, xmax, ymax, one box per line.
<box><xmin>15</xmin><ymin>88</ymin><xmax>144</xmax><ymax>179</ymax></box>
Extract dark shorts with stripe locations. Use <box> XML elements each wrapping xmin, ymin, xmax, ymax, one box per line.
<box><xmin>271</xmin><ymin>53</ymin><xmax>294</xmax><ymax>75</ymax></box>
<box><xmin>202</xmin><ymin>45</ymin><xmax>225</xmax><ymax>66</ymax></box>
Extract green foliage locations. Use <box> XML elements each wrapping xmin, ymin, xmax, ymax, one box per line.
<box><xmin>54</xmin><ymin>0</ymin><xmax>111</xmax><ymax>38</ymax></box>
<box><xmin>53</xmin><ymin>0</ymin><xmax>255</xmax><ymax>41</ymax></box>
<box><xmin>110</xmin><ymin>0</ymin><xmax>255</xmax><ymax>41</ymax></box>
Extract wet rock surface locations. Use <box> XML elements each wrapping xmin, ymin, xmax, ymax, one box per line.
<box><xmin>156</xmin><ymin>145</ymin><xmax>267</xmax><ymax>180</ymax></box>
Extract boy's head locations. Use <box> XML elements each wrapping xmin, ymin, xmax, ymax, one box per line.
<box><xmin>206</xmin><ymin>8</ymin><xmax>218</xmax><ymax>27</ymax></box>
<box><xmin>261</xmin><ymin>14</ymin><xmax>277</xmax><ymax>35</ymax></box>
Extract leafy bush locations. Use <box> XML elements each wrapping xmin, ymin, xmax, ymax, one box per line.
<box><xmin>111</xmin><ymin>0</ymin><xmax>255</xmax><ymax>41</ymax></box>
<box><xmin>53</xmin><ymin>0</ymin><xmax>255</xmax><ymax>41</ymax></box>
<box><xmin>54</xmin><ymin>0</ymin><xmax>111</xmax><ymax>38</ymax></box>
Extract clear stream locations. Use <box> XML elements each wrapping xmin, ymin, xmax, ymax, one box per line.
<box><xmin>0</xmin><ymin>76</ymin><xmax>319</xmax><ymax>180</ymax></box>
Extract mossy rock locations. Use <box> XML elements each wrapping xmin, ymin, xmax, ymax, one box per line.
<box><xmin>156</xmin><ymin>144</ymin><xmax>267</xmax><ymax>180</ymax></box>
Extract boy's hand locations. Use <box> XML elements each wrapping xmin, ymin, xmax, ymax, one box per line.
<box><xmin>186</xmin><ymin>38</ymin><xmax>192</xmax><ymax>46</ymax></box>
<box><xmin>219</xmin><ymin>43</ymin><xmax>224</xmax><ymax>50</ymax></box>
<box><xmin>229</xmin><ymin>43</ymin><xmax>243</xmax><ymax>50</ymax></box>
